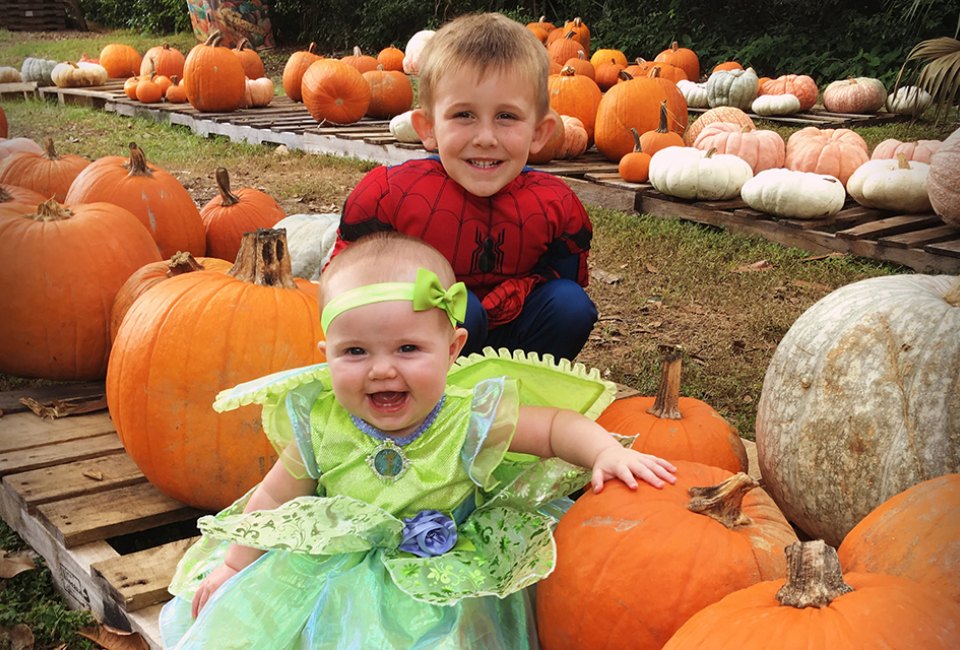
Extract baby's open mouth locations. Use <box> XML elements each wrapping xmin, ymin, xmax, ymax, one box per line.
<box><xmin>368</xmin><ymin>391</ymin><xmax>408</xmax><ymax>410</ymax></box>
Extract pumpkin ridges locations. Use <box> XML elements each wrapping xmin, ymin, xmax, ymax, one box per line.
<box><xmin>0</xmin><ymin>137</ymin><xmax>89</xmax><ymax>202</ymax></box>
<box><xmin>301</xmin><ymin>58</ymin><xmax>371</xmax><ymax>125</ymax></box>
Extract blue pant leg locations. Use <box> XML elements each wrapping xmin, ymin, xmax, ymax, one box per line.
<box><xmin>486</xmin><ymin>279</ymin><xmax>597</xmax><ymax>361</ymax></box>
<box><xmin>460</xmin><ymin>290</ymin><xmax>489</xmax><ymax>356</ymax></box>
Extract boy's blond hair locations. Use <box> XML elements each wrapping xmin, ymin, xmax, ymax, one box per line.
<box><xmin>320</xmin><ymin>233</ymin><xmax>457</xmax><ymax>307</ymax></box>
<box><xmin>417</xmin><ymin>12</ymin><xmax>550</xmax><ymax>118</ymax></box>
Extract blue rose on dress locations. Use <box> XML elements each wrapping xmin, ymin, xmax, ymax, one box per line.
<box><xmin>399</xmin><ymin>510</ymin><xmax>457</xmax><ymax>557</ymax></box>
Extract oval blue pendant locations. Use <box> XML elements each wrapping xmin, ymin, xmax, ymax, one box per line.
<box><xmin>367</xmin><ymin>438</ymin><xmax>408</xmax><ymax>482</ymax></box>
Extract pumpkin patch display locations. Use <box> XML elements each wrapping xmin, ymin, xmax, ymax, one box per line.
<box><xmin>649</xmin><ymin>146</ymin><xmax>754</xmax><ymax>200</ymax></box>
<box><xmin>0</xmin><ymin>137</ymin><xmax>89</xmax><ymax>202</ymax></box>
<box><xmin>537</xmin><ymin>464</ymin><xmax>798</xmax><ymax>650</ymax></box>
<box><xmin>822</xmin><ymin>76</ymin><xmax>886</xmax><ymax>113</ymax></box>
<box><xmin>846</xmin><ymin>154</ymin><xmax>931</xmax><ymax>213</ymax></box>
<box><xmin>106</xmin><ymin>229</ymin><xmax>325</xmax><ymax>510</ymax></box>
<box><xmin>871</xmin><ymin>138</ymin><xmax>942</xmax><ymax>164</ymax></box>
<box><xmin>182</xmin><ymin>31</ymin><xmax>247</xmax><ymax>112</ymax></box>
<box><xmin>741</xmin><ymin>169</ymin><xmax>846</xmax><ymax>219</ymax></box>
<box><xmin>756</xmin><ymin>274</ymin><xmax>960</xmax><ymax>546</ymax></box>
<box><xmin>761</xmin><ymin>74</ymin><xmax>818</xmax><ymax>111</ymax></box>
<box><xmin>784</xmin><ymin>126</ymin><xmax>869</xmax><ymax>186</ymax></box>
<box><xmin>282</xmin><ymin>42</ymin><xmax>321</xmax><ymax>101</ymax></box>
<box><xmin>663</xmin><ymin>540</ymin><xmax>960</xmax><ymax>650</ymax></box>
<box><xmin>140</xmin><ymin>43</ymin><xmax>185</xmax><ymax>79</ymax></box>
<box><xmin>301</xmin><ymin>58</ymin><xmax>370</xmax><ymax>125</ymax></box>
<box><xmin>597</xmin><ymin>344</ymin><xmax>748</xmax><ymax>473</ymax></box>
<box><xmin>199</xmin><ymin>167</ymin><xmax>286</xmax><ymax>261</ymax></box>
<box><xmin>65</xmin><ymin>142</ymin><xmax>206</xmax><ymax>258</ymax></box>
<box><xmin>693</xmin><ymin>122</ymin><xmax>785</xmax><ymax>174</ymax></box>
<box><xmin>928</xmin><ymin>127</ymin><xmax>960</xmax><ymax>226</ymax></box>
<box><xmin>0</xmin><ymin>199</ymin><xmax>162</xmax><ymax>380</ymax></box>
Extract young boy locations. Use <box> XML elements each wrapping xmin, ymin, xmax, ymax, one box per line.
<box><xmin>332</xmin><ymin>12</ymin><xmax>597</xmax><ymax>361</ymax></box>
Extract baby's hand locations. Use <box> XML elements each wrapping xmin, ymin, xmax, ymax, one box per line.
<box><xmin>191</xmin><ymin>563</ymin><xmax>238</xmax><ymax>618</ymax></box>
<box><xmin>591</xmin><ymin>446</ymin><xmax>677</xmax><ymax>493</ymax></box>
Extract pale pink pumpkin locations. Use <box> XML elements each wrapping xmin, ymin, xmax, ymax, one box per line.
<box><xmin>693</xmin><ymin>122</ymin><xmax>785</xmax><ymax>173</ymax></box>
<box><xmin>761</xmin><ymin>74</ymin><xmax>819</xmax><ymax>112</ymax></box>
<box><xmin>871</xmin><ymin>138</ymin><xmax>942</xmax><ymax>164</ymax></box>
<box><xmin>785</xmin><ymin>127</ymin><xmax>869</xmax><ymax>186</ymax></box>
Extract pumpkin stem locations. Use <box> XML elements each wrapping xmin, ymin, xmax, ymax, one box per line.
<box><xmin>687</xmin><ymin>472</ymin><xmax>758</xmax><ymax>528</ymax></box>
<box><xmin>560</xmin><ymin>65</ymin><xmax>577</xmax><ymax>76</ymax></box>
<box><xmin>646</xmin><ymin>343</ymin><xmax>683</xmax><ymax>419</ymax></box>
<box><xmin>307</xmin><ymin>42</ymin><xmax>317</xmax><ymax>54</ymax></box>
<box><xmin>352</xmin><ymin>45</ymin><xmax>363</xmax><ymax>57</ymax></box>
<box><xmin>944</xmin><ymin>279</ymin><xmax>960</xmax><ymax>306</ymax></box>
<box><xmin>670</xmin><ymin>41</ymin><xmax>680</xmax><ymax>51</ymax></box>
<box><xmin>0</xmin><ymin>186</ymin><xmax>12</xmax><ymax>202</ymax></box>
<box><xmin>125</xmin><ymin>142</ymin><xmax>153</xmax><ymax>177</ymax></box>
<box><xmin>895</xmin><ymin>152</ymin><xmax>910</xmax><ymax>169</ymax></box>
<box><xmin>214</xmin><ymin>167</ymin><xmax>241</xmax><ymax>206</ymax></box>
<box><xmin>776</xmin><ymin>540</ymin><xmax>854</xmax><ymax>608</ymax></box>
<box><xmin>204</xmin><ymin>30</ymin><xmax>222</xmax><ymax>47</ymax></box>
<box><xmin>237</xmin><ymin>38</ymin><xmax>251</xmax><ymax>51</ymax></box>
<box><xmin>166</xmin><ymin>251</ymin><xmax>206</xmax><ymax>276</ymax></box>
<box><xmin>618</xmin><ymin>70</ymin><xmax>633</xmax><ymax>82</ymax></box>
<box><xmin>656</xmin><ymin>100</ymin><xmax>670</xmax><ymax>134</ymax></box>
<box><xmin>42</xmin><ymin>137</ymin><xmax>60</xmax><ymax>160</ymax></box>
<box><xmin>33</xmin><ymin>198</ymin><xmax>73</xmax><ymax>221</ymax></box>
<box><xmin>228</xmin><ymin>228</ymin><xmax>297</xmax><ymax>288</ymax></box>
<box><xmin>630</xmin><ymin>127</ymin><xmax>643</xmax><ymax>153</ymax></box>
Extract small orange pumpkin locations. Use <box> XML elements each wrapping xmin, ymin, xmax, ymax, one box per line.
<box><xmin>712</xmin><ymin>60</ymin><xmax>743</xmax><ymax>73</ymax></box>
<box><xmin>563</xmin><ymin>51</ymin><xmax>595</xmax><ymax>80</ymax></box>
<box><xmin>165</xmin><ymin>75</ymin><xmax>187</xmax><ymax>103</ymax></box>
<box><xmin>639</xmin><ymin>100</ymin><xmax>686</xmax><ymax>157</ymax></box>
<box><xmin>99</xmin><ymin>43</ymin><xmax>142</xmax><ymax>78</ymax></box>
<box><xmin>547</xmin><ymin>32</ymin><xmax>585</xmax><ymax>67</ymax></box>
<box><xmin>376</xmin><ymin>45</ymin><xmax>405</xmax><ymax>72</ymax></box>
<box><xmin>618</xmin><ymin>128</ymin><xmax>652</xmax><ymax>182</ymax></box>
<box><xmin>341</xmin><ymin>46</ymin><xmax>379</xmax><ymax>74</ymax></box>
<box><xmin>655</xmin><ymin>41</ymin><xmax>700</xmax><ymax>83</ymax></box>
<box><xmin>140</xmin><ymin>43</ymin><xmax>184</xmax><ymax>79</ymax></box>
<box><xmin>199</xmin><ymin>167</ymin><xmax>286</xmax><ymax>261</ymax></box>
<box><xmin>762</xmin><ymin>74</ymin><xmax>819</xmax><ymax>111</ymax></box>
<box><xmin>135</xmin><ymin>75</ymin><xmax>164</xmax><ymax>104</ymax></box>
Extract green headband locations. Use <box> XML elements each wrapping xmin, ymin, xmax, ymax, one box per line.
<box><xmin>321</xmin><ymin>268</ymin><xmax>468</xmax><ymax>333</ymax></box>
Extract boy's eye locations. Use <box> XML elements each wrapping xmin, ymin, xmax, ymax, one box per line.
<box><xmin>453</xmin><ymin>111</ymin><xmax>473</xmax><ymax>119</ymax></box>
<box><xmin>399</xmin><ymin>344</ymin><xmax>418</xmax><ymax>353</ymax></box>
<box><xmin>497</xmin><ymin>112</ymin><xmax>518</xmax><ymax>120</ymax></box>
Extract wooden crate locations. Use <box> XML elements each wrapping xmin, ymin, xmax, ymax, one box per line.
<box><xmin>0</xmin><ymin>0</ymin><xmax>67</xmax><ymax>31</ymax></box>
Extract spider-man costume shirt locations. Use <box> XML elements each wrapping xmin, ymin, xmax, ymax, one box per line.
<box><xmin>334</xmin><ymin>158</ymin><xmax>592</xmax><ymax>327</ymax></box>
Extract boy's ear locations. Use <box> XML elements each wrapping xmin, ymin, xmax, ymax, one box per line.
<box><xmin>411</xmin><ymin>109</ymin><xmax>438</xmax><ymax>151</ymax></box>
<box><xmin>529</xmin><ymin>110</ymin><xmax>559</xmax><ymax>155</ymax></box>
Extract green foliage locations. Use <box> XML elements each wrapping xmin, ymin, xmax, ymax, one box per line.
<box><xmin>78</xmin><ymin>0</ymin><xmax>190</xmax><ymax>34</ymax></box>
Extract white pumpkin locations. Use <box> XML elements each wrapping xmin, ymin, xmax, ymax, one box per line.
<box><xmin>677</xmin><ymin>79</ymin><xmax>709</xmax><ymax>108</ymax></box>
<box><xmin>886</xmin><ymin>85</ymin><xmax>933</xmax><ymax>116</ymax></box>
<box><xmin>389</xmin><ymin>110</ymin><xmax>421</xmax><ymax>144</ymax></box>
<box><xmin>756</xmin><ymin>274</ymin><xmax>960</xmax><ymax>546</ymax></box>
<box><xmin>0</xmin><ymin>66</ymin><xmax>21</xmax><ymax>83</ymax></box>
<box><xmin>741</xmin><ymin>168</ymin><xmax>846</xmax><ymax>219</ymax></box>
<box><xmin>649</xmin><ymin>145</ymin><xmax>754</xmax><ymax>200</ymax></box>
<box><xmin>272</xmin><ymin>212</ymin><xmax>341</xmax><ymax>280</ymax></box>
<box><xmin>706</xmin><ymin>66</ymin><xmax>759</xmax><ymax>110</ymax></box>
<box><xmin>50</xmin><ymin>61</ymin><xmax>108</xmax><ymax>88</ymax></box>
<box><xmin>846</xmin><ymin>154</ymin><xmax>931</xmax><ymax>213</ymax></box>
<box><xmin>402</xmin><ymin>30</ymin><xmax>435</xmax><ymax>75</ymax></box>
<box><xmin>751</xmin><ymin>93</ymin><xmax>801</xmax><ymax>116</ymax></box>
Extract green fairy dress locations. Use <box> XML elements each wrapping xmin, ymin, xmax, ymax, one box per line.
<box><xmin>159</xmin><ymin>349</ymin><xmax>617</xmax><ymax>649</ymax></box>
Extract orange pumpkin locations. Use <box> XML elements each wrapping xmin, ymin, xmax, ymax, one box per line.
<box><xmin>200</xmin><ymin>167</ymin><xmax>286</xmax><ymax>261</ymax></box>
<box><xmin>784</xmin><ymin>126</ymin><xmax>869</xmax><ymax>186</ymax></box>
<box><xmin>594</xmin><ymin>59</ymin><xmax>626</xmax><ymax>91</ymax></box>
<box><xmin>563</xmin><ymin>51</ymin><xmax>595</xmax><ymax>80</ymax></box>
<box><xmin>597</xmin><ymin>344</ymin><xmax>748</xmax><ymax>473</ymax></box>
<box><xmin>547</xmin><ymin>32</ymin><xmax>585</xmax><ymax>67</ymax></box>
<box><xmin>655</xmin><ymin>41</ymin><xmax>700</xmax><ymax>83</ymax></box>
<box><xmin>65</xmin><ymin>142</ymin><xmax>206</xmax><ymax>257</ymax></box>
<box><xmin>594</xmin><ymin>75</ymin><xmax>687</xmax><ymax>162</ymax></box>
<box><xmin>838</xmin><ymin>474</ymin><xmax>960</xmax><ymax>605</ymax></box>
<box><xmin>0</xmin><ymin>199</ymin><xmax>162</xmax><ymax>380</ymax></box>
<box><xmin>561</xmin><ymin>16</ymin><xmax>590</xmax><ymax>52</ymax></box>
<box><xmin>693</xmin><ymin>122</ymin><xmax>786</xmax><ymax>174</ymax></box>
<box><xmin>0</xmin><ymin>137</ymin><xmax>89</xmax><ymax>202</ymax></box>
<box><xmin>140</xmin><ymin>43</ymin><xmax>184</xmax><ymax>79</ymax></box>
<box><xmin>560</xmin><ymin>115</ymin><xmax>589</xmax><ymax>159</ymax></box>
<box><xmin>106</xmin><ymin>229</ymin><xmax>325</xmax><ymax>510</ymax></box>
<box><xmin>123</xmin><ymin>75</ymin><xmax>140</xmax><ymax>99</ymax></box>
<box><xmin>282</xmin><ymin>42</ymin><xmax>321</xmax><ymax>101</ymax></box>
<box><xmin>647</xmin><ymin>62</ymin><xmax>687</xmax><ymax>83</ymax></box>
<box><xmin>663</xmin><ymin>540</ymin><xmax>960</xmax><ymax>650</ymax></box>
<box><xmin>135</xmin><ymin>75</ymin><xmax>163</xmax><ymax>103</ymax></box>
<box><xmin>165</xmin><ymin>75</ymin><xmax>188</xmax><ymax>103</ymax></box>
<box><xmin>376</xmin><ymin>45</ymin><xmax>405</xmax><ymax>72</ymax></box>
<box><xmin>590</xmin><ymin>48</ymin><xmax>627</xmax><ymax>69</ymax></box>
<box><xmin>537</xmin><ymin>464</ymin><xmax>798</xmax><ymax>649</ymax></box>
<box><xmin>623</xmin><ymin>57</ymin><xmax>655</xmax><ymax>79</ymax></box>
<box><xmin>183</xmin><ymin>30</ymin><xmax>246</xmax><ymax>112</ymax></box>
<box><xmin>341</xmin><ymin>46</ymin><xmax>379</xmax><ymax>74</ymax></box>
<box><xmin>639</xmin><ymin>101</ymin><xmax>686</xmax><ymax>157</ymax></box>
<box><xmin>762</xmin><ymin>74</ymin><xmax>819</xmax><ymax>111</ymax></box>
<box><xmin>0</xmin><ymin>182</ymin><xmax>46</xmax><ymax>209</ymax></box>
<box><xmin>301</xmin><ymin>58</ymin><xmax>370</xmax><ymax>125</ymax></box>
<box><xmin>110</xmin><ymin>252</ymin><xmax>232</xmax><ymax>341</ymax></box>
<box><xmin>618</xmin><ymin>128</ymin><xmax>652</xmax><ymax>182</ymax></box>
<box><xmin>547</xmin><ymin>66</ymin><xmax>602</xmax><ymax>140</ymax></box>
<box><xmin>233</xmin><ymin>38</ymin><xmax>265</xmax><ymax>79</ymax></box>
<box><xmin>363</xmin><ymin>66</ymin><xmax>414</xmax><ymax>119</ymax></box>
<box><xmin>712</xmin><ymin>60</ymin><xmax>743</xmax><ymax>73</ymax></box>
<box><xmin>683</xmin><ymin>105</ymin><xmax>755</xmax><ymax>146</ymax></box>
<box><xmin>98</xmin><ymin>43</ymin><xmax>142</xmax><ymax>78</ymax></box>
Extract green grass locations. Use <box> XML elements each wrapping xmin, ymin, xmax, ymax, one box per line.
<box><xmin>0</xmin><ymin>29</ymin><xmax>196</xmax><ymax>68</ymax></box>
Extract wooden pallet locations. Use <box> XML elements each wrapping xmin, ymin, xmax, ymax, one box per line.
<box><xmin>0</xmin><ymin>0</ymin><xmax>67</xmax><ymax>31</ymax></box>
<box><xmin>583</xmin><ymin>173</ymin><xmax>960</xmax><ymax>273</ymax></box>
<box><xmin>689</xmin><ymin>105</ymin><xmax>909</xmax><ymax>129</ymax></box>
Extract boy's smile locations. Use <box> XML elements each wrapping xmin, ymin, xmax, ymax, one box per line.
<box><xmin>412</xmin><ymin>65</ymin><xmax>556</xmax><ymax>198</ymax></box>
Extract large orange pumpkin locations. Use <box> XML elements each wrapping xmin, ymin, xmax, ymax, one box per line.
<box><xmin>0</xmin><ymin>199</ymin><xmax>162</xmax><ymax>380</ymax></box>
<box><xmin>110</xmin><ymin>252</ymin><xmax>232</xmax><ymax>341</ymax></box>
<box><xmin>838</xmin><ymin>474</ymin><xmax>960</xmax><ymax>605</ymax></box>
<box><xmin>65</xmin><ymin>142</ymin><xmax>206</xmax><ymax>258</ymax></box>
<box><xmin>663</xmin><ymin>540</ymin><xmax>960</xmax><ymax>650</ymax></box>
<box><xmin>301</xmin><ymin>58</ymin><xmax>370</xmax><ymax>125</ymax></box>
<box><xmin>282</xmin><ymin>42</ymin><xmax>321</xmax><ymax>101</ymax></box>
<box><xmin>98</xmin><ymin>43</ymin><xmax>142</xmax><ymax>78</ymax></box>
<box><xmin>655</xmin><ymin>41</ymin><xmax>700</xmax><ymax>83</ymax></box>
<box><xmin>537</xmin><ymin>463</ymin><xmax>798</xmax><ymax>649</ymax></box>
<box><xmin>597</xmin><ymin>344</ymin><xmax>748</xmax><ymax>473</ymax></box>
<box><xmin>182</xmin><ymin>30</ymin><xmax>246</xmax><ymax>112</ymax></box>
<box><xmin>140</xmin><ymin>43</ymin><xmax>185</xmax><ymax>79</ymax></box>
<box><xmin>362</xmin><ymin>67</ymin><xmax>413</xmax><ymax>119</ymax></box>
<box><xmin>594</xmin><ymin>75</ymin><xmax>687</xmax><ymax>162</ymax></box>
<box><xmin>784</xmin><ymin>126</ymin><xmax>869</xmax><ymax>186</ymax></box>
<box><xmin>341</xmin><ymin>46</ymin><xmax>379</xmax><ymax>74</ymax></box>
<box><xmin>547</xmin><ymin>66</ymin><xmax>602</xmax><ymax>141</ymax></box>
<box><xmin>232</xmin><ymin>38</ymin><xmax>265</xmax><ymax>79</ymax></box>
<box><xmin>0</xmin><ymin>137</ymin><xmax>89</xmax><ymax>202</ymax></box>
<box><xmin>199</xmin><ymin>167</ymin><xmax>286</xmax><ymax>261</ymax></box>
<box><xmin>106</xmin><ymin>229</ymin><xmax>325</xmax><ymax>510</ymax></box>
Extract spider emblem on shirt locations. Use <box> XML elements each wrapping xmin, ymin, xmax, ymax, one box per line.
<box><xmin>472</xmin><ymin>230</ymin><xmax>505</xmax><ymax>274</ymax></box>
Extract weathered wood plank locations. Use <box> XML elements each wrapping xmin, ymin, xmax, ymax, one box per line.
<box><xmin>878</xmin><ymin>224</ymin><xmax>960</xmax><ymax>249</ymax></box>
<box><xmin>925</xmin><ymin>238</ymin><xmax>960</xmax><ymax>258</ymax></box>
<box><xmin>0</xmin><ymin>380</ymin><xmax>104</xmax><ymax>414</ymax></box>
<box><xmin>4</xmin><ymin>452</ymin><xmax>146</xmax><ymax>511</ymax></box>
<box><xmin>835</xmin><ymin>214</ymin><xmax>943</xmax><ymax>240</ymax></box>
<box><xmin>92</xmin><ymin>537</ymin><xmax>199</xmax><ymax>612</ymax></box>
<box><xmin>0</xmin><ymin>433</ymin><xmax>124</xmax><ymax>477</ymax></box>
<box><xmin>0</xmin><ymin>411</ymin><xmax>116</xmax><ymax>454</ymax></box>
<box><xmin>36</xmin><ymin>481</ymin><xmax>203</xmax><ymax>548</ymax></box>
<box><xmin>563</xmin><ymin>176</ymin><xmax>638</xmax><ymax>214</ymax></box>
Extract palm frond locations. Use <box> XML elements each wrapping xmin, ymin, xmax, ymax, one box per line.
<box><xmin>893</xmin><ymin>36</ymin><xmax>960</xmax><ymax>124</ymax></box>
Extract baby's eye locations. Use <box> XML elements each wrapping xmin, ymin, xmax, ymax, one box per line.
<box><xmin>399</xmin><ymin>344</ymin><xmax>418</xmax><ymax>353</ymax></box>
<box><xmin>345</xmin><ymin>347</ymin><xmax>366</xmax><ymax>356</ymax></box>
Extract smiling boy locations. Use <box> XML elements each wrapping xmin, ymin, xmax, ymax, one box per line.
<box><xmin>332</xmin><ymin>12</ymin><xmax>598</xmax><ymax>361</ymax></box>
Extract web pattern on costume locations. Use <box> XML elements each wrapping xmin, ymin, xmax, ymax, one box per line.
<box><xmin>335</xmin><ymin>159</ymin><xmax>592</xmax><ymax>326</ymax></box>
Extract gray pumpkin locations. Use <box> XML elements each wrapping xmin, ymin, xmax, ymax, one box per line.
<box><xmin>20</xmin><ymin>57</ymin><xmax>59</xmax><ymax>86</ymax></box>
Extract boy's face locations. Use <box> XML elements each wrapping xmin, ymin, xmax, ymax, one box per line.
<box><xmin>412</xmin><ymin>64</ymin><xmax>557</xmax><ymax>197</ymax></box>
<box><xmin>321</xmin><ymin>272</ymin><xmax>468</xmax><ymax>439</ymax></box>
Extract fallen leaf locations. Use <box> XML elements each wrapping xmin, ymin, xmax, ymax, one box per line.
<box><xmin>644</xmin><ymin>263</ymin><xmax>659</xmax><ymax>273</ymax></box>
<box><xmin>734</xmin><ymin>260</ymin><xmax>773</xmax><ymax>272</ymax></box>
<box><xmin>646</xmin><ymin>298</ymin><xmax>663</xmax><ymax>308</ymax></box>
<box><xmin>0</xmin><ymin>551</ymin><xmax>37</xmax><ymax>579</ymax></box>
<box><xmin>591</xmin><ymin>269</ymin><xmax>622</xmax><ymax>284</ymax></box>
<box><xmin>0</xmin><ymin>623</ymin><xmax>34</xmax><ymax>650</ymax></box>
<box><xmin>742</xmin><ymin>394</ymin><xmax>754</xmax><ymax>403</ymax></box>
<box><xmin>83</xmin><ymin>470</ymin><xmax>104</xmax><ymax>481</ymax></box>
<box><xmin>78</xmin><ymin>625</ymin><xmax>149</xmax><ymax>650</ymax></box>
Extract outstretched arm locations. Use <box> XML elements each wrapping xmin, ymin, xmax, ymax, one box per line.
<box><xmin>191</xmin><ymin>448</ymin><xmax>318</xmax><ymax>617</ymax></box>
<box><xmin>511</xmin><ymin>406</ymin><xmax>677</xmax><ymax>493</ymax></box>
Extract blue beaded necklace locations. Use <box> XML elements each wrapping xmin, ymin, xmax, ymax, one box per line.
<box><xmin>353</xmin><ymin>396</ymin><xmax>446</xmax><ymax>482</ymax></box>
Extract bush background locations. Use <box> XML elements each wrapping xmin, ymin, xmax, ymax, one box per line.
<box><xmin>77</xmin><ymin>0</ymin><xmax>955</xmax><ymax>85</ymax></box>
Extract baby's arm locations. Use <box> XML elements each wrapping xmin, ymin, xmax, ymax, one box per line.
<box><xmin>511</xmin><ymin>406</ymin><xmax>677</xmax><ymax>493</ymax></box>
<box><xmin>191</xmin><ymin>450</ymin><xmax>318</xmax><ymax>617</ymax></box>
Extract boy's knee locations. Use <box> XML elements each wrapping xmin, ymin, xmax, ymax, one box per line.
<box><xmin>542</xmin><ymin>280</ymin><xmax>597</xmax><ymax>330</ymax></box>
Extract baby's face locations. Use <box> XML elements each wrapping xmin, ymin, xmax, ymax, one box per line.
<box><xmin>413</xmin><ymin>64</ymin><xmax>555</xmax><ymax>197</ymax></box>
<box><xmin>323</xmin><ymin>278</ymin><xmax>464</xmax><ymax>438</ymax></box>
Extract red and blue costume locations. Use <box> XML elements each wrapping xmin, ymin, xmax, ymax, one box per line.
<box><xmin>333</xmin><ymin>158</ymin><xmax>597</xmax><ymax>360</ymax></box>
